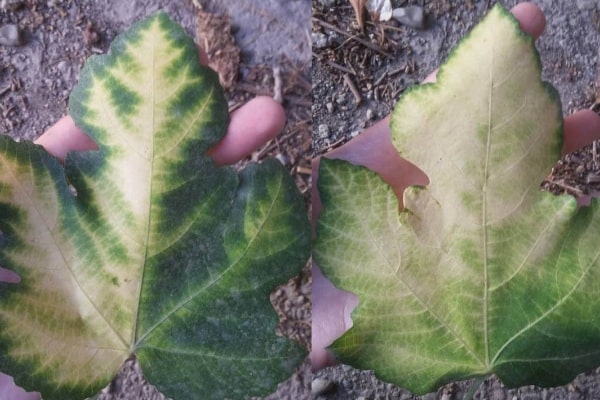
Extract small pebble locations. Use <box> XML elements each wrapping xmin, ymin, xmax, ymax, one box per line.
<box><xmin>0</xmin><ymin>24</ymin><xmax>23</xmax><ymax>46</ymax></box>
<box><xmin>328</xmin><ymin>32</ymin><xmax>341</xmax><ymax>46</ymax></box>
<box><xmin>311</xmin><ymin>378</ymin><xmax>335</xmax><ymax>396</ymax></box>
<box><xmin>335</xmin><ymin>93</ymin><xmax>347</xmax><ymax>104</ymax></box>
<box><xmin>57</xmin><ymin>60</ymin><xmax>70</xmax><ymax>73</ymax></box>
<box><xmin>392</xmin><ymin>6</ymin><xmax>425</xmax><ymax>29</ymax></box>
<box><xmin>576</xmin><ymin>0</ymin><xmax>596</xmax><ymax>10</ymax></box>
<box><xmin>326</xmin><ymin>102</ymin><xmax>334</xmax><ymax>113</ymax></box>
<box><xmin>318</xmin><ymin>0</ymin><xmax>336</xmax><ymax>7</ymax></box>
<box><xmin>0</xmin><ymin>0</ymin><xmax>22</xmax><ymax>10</ymax></box>
<box><xmin>366</xmin><ymin>108</ymin><xmax>375</xmax><ymax>120</ymax></box>
<box><xmin>367</xmin><ymin>0</ymin><xmax>393</xmax><ymax>21</ymax></box>
<box><xmin>318</xmin><ymin>124</ymin><xmax>330</xmax><ymax>138</ymax></box>
<box><xmin>541</xmin><ymin>389</ymin><xmax>550</xmax><ymax>400</ymax></box>
<box><xmin>275</xmin><ymin>153</ymin><xmax>288</xmax><ymax>166</ymax></box>
<box><xmin>83</xmin><ymin>22</ymin><xmax>100</xmax><ymax>45</ymax></box>
<box><xmin>492</xmin><ymin>389</ymin><xmax>506</xmax><ymax>400</ymax></box>
<box><xmin>312</xmin><ymin>32</ymin><xmax>328</xmax><ymax>49</ymax></box>
<box><xmin>521</xmin><ymin>394</ymin><xmax>542</xmax><ymax>400</ymax></box>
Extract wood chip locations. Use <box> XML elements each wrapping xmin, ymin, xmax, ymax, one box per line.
<box><xmin>296</xmin><ymin>166</ymin><xmax>312</xmax><ymax>175</ymax></box>
<box><xmin>195</xmin><ymin>10</ymin><xmax>240</xmax><ymax>89</ymax></box>
<box><xmin>273</xmin><ymin>65</ymin><xmax>283</xmax><ymax>103</ymax></box>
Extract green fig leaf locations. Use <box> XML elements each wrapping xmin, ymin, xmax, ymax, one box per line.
<box><xmin>0</xmin><ymin>12</ymin><xmax>308</xmax><ymax>400</ymax></box>
<box><xmin>316</xmin><ymin>4</ymin><xmax>600</xmax><ymax>394</ymax></box>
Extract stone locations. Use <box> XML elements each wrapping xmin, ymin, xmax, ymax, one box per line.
<box><xmin>367</xmin><ymin>0</ymin><xmax>393</xmax><ymax>21</ymax></box>
<box><xmin>318</xmin><ymin>124</ymin><xmax>330</xmax><ymax>138</ymax></box>
<box><xmin>312</xmin><ymin>32</ymin><xmax>328</xmax><ymax>49</ymax></box>
<box><xmin>335</xmin><ymin>93</ymin><xmax>347</xmax><ymax>104</ymax></box>
<box><xmin>318</xmin><ymin>0</ymin><xmax>336</xmax><ymax>7</ymax></box>
<box><xmin>275</xmin><ymin>153</ymin><xmax>288</xmax><ymax>165</ymax></box>
<box><xmin>392</xmin><ymin>5</ymin><xmax>425</xmax><ymax>29</ymax></box>
<box><xmin>521</xmin><ymin>394</ymin><xmax>542</xmax><ymax>400</ymax></box>
<box><xmin>0</xmin><ymin>0</ymin><xmax>22</xmax><ymax>10</ymax></box>
<box><xmin>576</xmin><ymin>0</ymin><xmax>596</xmax><ymax>10</ymax></box>
<box><xmin>0</xmin><ymin>24</ymin><xmax>23</xmax><ymax>46</ymax></box>
<box><xmin>311</xmin><ymin>378</ymin><xmax>335</xmax><ymax>397</ymax></box>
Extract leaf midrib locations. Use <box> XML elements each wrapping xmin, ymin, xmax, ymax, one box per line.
<box><xmin>371</xmin><ymin>182</ymin><xmax>485</xmax><ymax>368</ymax></box>
<box><xmin>131</xmin><ymin>29</ymin><xmax>158</xmax><ymax>353</ymax></box>
<box><xmin>482</xmin><ymin>40</ymin><xmax>494</xmax><ymax>367</ymax></box>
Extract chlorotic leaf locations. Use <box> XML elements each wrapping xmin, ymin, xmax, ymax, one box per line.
<box><xmin>316</xmin><ymin>4</ymin><xmax>600</xmax><ymax>394</ymax></box>
<box><xmin>0</xmin><ymin>12</ymin><xmax>308</xmax><ymax>400</ymax></box>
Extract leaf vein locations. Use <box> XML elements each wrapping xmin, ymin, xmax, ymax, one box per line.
<box><xmin>490</xmin><ymin>238</ymin><xmax>600</xmax><ymax>365</ymax></box>
<box><xmin>136</xmin><ymin>170</ymin><xmax>284</xmax><ymax>346</ymax></box>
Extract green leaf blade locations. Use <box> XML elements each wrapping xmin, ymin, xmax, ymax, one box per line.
<box><xmin>490</xmin><ymin>198</ymin><xmax>600</xmax><ymax>388</ymax></box>
<box><xmin>67</xmin><ymin>10</ymin><xmax>233</xmax><ymax>351</ymax></box>
<box><xmin>316</xmin><ymin>3</ymin><xmax>600</xmax><ymax>394</ymax></box>
<box><xmin>1</xmin><ymin>12</ymin><xmax>308</xmax><ymax>400</ymax></box>
<box><xmin>137</xmin><ymin>160</ymin><xmax>309</xmax><ymax>399</ymax></box>
<box><xmin>316</xmin><ymin>159</ymin><xmax>487</xmax><ymax>393</ymax></box>
<box><xmin>0</xmin><ymin>138</ymin><xmax>128</xmax><ymax>397</ymax></box>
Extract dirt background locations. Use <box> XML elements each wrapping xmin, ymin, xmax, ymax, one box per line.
<box><xmin>0</xmin><ymin>0</ymin><xmax>310</xmax><ymax>399</ymax></box>
<box><xmin>313</xmin><ymin>0</ymin><xmax>600</xmax><ymax>399</ymax></box>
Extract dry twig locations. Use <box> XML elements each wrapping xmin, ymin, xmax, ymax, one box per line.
<box><xmin>343</xmin><ymin>73</ymin><xmax>362</xmax><ymax>104</ymax></box>
<box><xmin>348</xmin><ymin>0</ymin><xmax>366</xmax><ymax>31</ymax></box>
<box><xmin>312</xmin><ymin>17</ymin><xmax>390</xmax><ymax>57</ymax></box>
